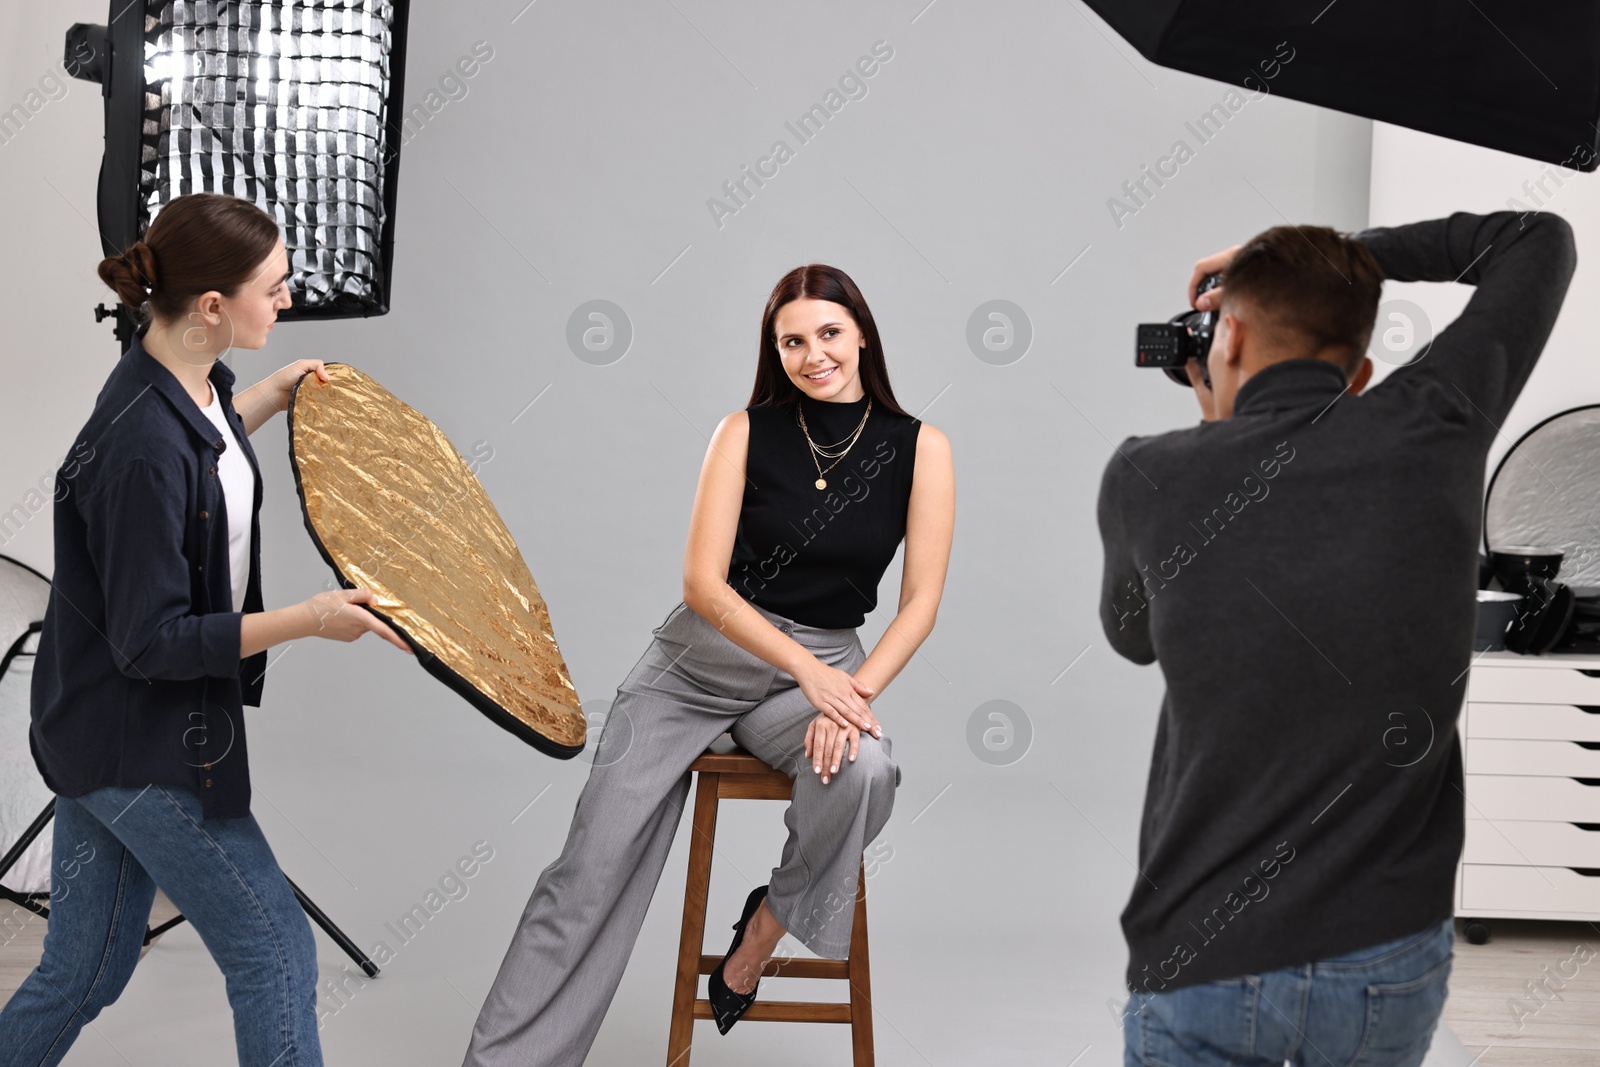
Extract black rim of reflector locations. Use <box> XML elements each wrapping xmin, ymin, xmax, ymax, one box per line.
<box><xmin>284</xmin><ymin>367</ymin><xmax>584</xmax><ymax>760</ymax></box>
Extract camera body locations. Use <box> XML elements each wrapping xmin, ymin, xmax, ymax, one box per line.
<box><xmin>1136</xmin><ymin>272</ymin><xmax>1222</xmax><ymax>387</ymax></box>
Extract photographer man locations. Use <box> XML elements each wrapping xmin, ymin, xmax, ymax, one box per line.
<box><xmin>1098</xmin><ymin>210</ymin><xmax>1577</xmax><ymax>1067</ymax></box>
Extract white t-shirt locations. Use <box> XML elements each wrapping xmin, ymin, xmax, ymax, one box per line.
<box><xmin>197</xmin><ymin>384</ymin><xmax>255</xmax><ymax>613</ymax></box>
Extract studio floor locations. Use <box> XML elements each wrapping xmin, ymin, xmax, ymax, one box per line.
<box><xmin>2</xmin><ymin>893</ymin><xmax>1596</xmax><ymax>1066</ymax></box>
<box><xmin>1435</xmin><ymin>918</ymin><xmax>1600</xmax><ymax>1067</ymax></box>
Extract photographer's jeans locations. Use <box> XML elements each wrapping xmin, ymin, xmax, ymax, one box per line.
<box><xmin>1123</xmin><ymin>918</ymin><xmax>1453</xmax><ymax>1067</ymax></box>
<box><xmin>0</xmin><ymin>786</ymin><xmax>322</xmax><ymax>1067</ymax></box>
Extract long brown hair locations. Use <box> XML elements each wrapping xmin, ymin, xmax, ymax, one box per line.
<box><xmin>747</xmin><ymin>264</ymin><xmax>911</xmax><ymax>417</ymax></box>
<box><xmin>96</xmin><ymin>193</ymin><xmax>282</xmax><ymax>329</ymax></box>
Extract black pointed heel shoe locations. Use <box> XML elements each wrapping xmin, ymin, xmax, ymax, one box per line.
<box><xmin>706</xmin><ymin>884</ymin><xmax>770</xmax><ymax>1035</ymax></box>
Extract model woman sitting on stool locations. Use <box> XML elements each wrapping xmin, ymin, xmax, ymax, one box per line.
<box><xmin>461</xmin><ymin>263</ymin><xmax>955</xmax><ymax>1066</ymax></box>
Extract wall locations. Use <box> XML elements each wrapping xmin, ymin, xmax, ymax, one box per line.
<box><xmin>1369</xmin><ymin>123</ymin><xmax>1599</xmax><ymax>500</ymax></box>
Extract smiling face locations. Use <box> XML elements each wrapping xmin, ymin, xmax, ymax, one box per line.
<box><xmin>773</xmin><ymin>297</ymin><xmax>866</xmax><ymax>402</ymax></box>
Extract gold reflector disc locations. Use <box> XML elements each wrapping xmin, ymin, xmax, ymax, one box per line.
<box><xmin>287</xmin><ymin>363</ymin><xmax>585</xmax><ymax>757</ymax></box>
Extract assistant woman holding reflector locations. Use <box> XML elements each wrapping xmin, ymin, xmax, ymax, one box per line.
<box><xmin>462</xmin><ymin>264</ymin><xmax>955</xmax><ymax>1066</ymax></box>
<box><xmin>0</xmin><ymin>193</ymin><xmax>412</xmax><ymax>1067</ymax></box>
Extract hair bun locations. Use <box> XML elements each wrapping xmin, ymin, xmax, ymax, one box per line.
<box><xmin>124</xmin><ymin>241</ymin><xmax>159</xmax><ymax>294</ymax></box>
<box><xmin>98</xmin><ymin>240</ymin><xmax>160</xmax><ymax>309</ymax></box>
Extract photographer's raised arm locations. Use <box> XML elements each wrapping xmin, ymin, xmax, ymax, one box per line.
<box><xmin>1353</xmin><ymin>211</ymin><xmax>1576</xmax><ymax>429</ymax></box>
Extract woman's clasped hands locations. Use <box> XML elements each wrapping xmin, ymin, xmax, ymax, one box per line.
<box><xmin>795</xmin><ymin>659</ymin><xmax>881</xmax><ymax>785</ymax></box>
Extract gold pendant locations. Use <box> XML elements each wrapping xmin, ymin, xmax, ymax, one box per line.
<box><xmin>815</xmin><ymin>477</ymin><xmax>827</xmax><ymax>490</ymax></box>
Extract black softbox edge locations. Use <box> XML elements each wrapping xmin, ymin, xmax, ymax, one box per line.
<box><xmin>1085</xmin><ymin>3</ymin><xmax>1600</xmax><ymax>173</ymax></box>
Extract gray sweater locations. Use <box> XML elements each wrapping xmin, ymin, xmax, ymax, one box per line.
<box><xmin>1098</xmin><ymin>211</ymin><xmax>1577</xmax><ymax>992</ymax></box>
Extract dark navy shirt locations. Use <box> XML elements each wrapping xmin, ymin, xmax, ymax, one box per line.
<box><xmin>30</xmin><ymin>327</ymin><xmax>267</xmax><ymax>820</ymax></box>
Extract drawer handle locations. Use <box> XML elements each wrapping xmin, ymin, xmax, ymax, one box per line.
<box><xmin>1582</xmin><ymin>670</ymin><xmax>1600</xmax><ymax>678</ymax></box>
<box><xmin>1581</xmin><ymin>706</ymin><xmax>1600</xmax><ymax>715</ymax></box>
<box><xmin>1574</xmin><ymin>868</ymin><xmax>1600</xmax><ymax>877</ymax></box>
<box><xmin>1577</xmin><ymin>823</ymin><xmax>1600</xmax><ymax>832</ymax></box>
<box><xmin>1579</xmin><ymin>742</ymin><xmax>1600</xmax><ymax>751</ymax></box>
<box><xmin>1580</xmin><ymin>778</ymin><xmax>1600</xmax><ymax>787</ymax></box>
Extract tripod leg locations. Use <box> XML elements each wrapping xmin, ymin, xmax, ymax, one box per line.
<box><xmin>143</xmin><ymin>913</ymin><xmax>189</xmax><ymax>945</ymax></box>
<box><xmin>2</xmin><ymin>798</ymin><xmax>183</xmax><ymax>942</ymax></box>
<box><xmin>286</xmin><ymin>876</ymin><xmax>379</xmax><ymax>977</ymax></box>
<box><xmin>0</xmin><ymin>799</ymin><xmax>56</xmax><ymax>883</ymax></box>
<box><xmin>1</xmin><ymin>804</ymin><xmax>381</xmax><ymax>972</ymax></box>
<box><xmin>0</xmin><ymin>886</ymin><xmax>49</xmax><ymax>918</ymax></box>
<box><xmin>0</xmin><ymin>799</ymin><xmax>56</xmax><ymax>919</ymax></box>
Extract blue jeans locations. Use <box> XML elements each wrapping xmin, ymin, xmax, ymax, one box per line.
<box><xmin>0</xmin><ymin>786</ymin><xmax>322</xmax><ymax>1067</ymax></box>
<box><xmin>1124</xmin><ymin>919</ymin><xmax>1454</xmax><ymax>1067</ymax></box>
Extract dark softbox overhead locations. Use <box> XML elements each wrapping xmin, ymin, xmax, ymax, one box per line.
<box><xmin>1083</xmin><ymin>1</ymin><xmax>1600</xmax><ymax>171</ymax></box>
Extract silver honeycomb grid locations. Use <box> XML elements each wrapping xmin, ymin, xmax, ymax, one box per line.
<box><xmin>139</xmin><ymin>1</ymin><xmax>397</xmax><ymax>311</ymax></box>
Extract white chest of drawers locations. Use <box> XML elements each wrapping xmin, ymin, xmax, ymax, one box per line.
<box><xmin>1458</xmin><ymin>649</ymin><xmax>1600</xmax><ymax>939</ymax></box>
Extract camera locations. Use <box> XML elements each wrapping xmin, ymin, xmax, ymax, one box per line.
<box><xmin>1136</xmin><ymin>272</ymin><xmax>1221</xmax><ymax>387</ymax></box>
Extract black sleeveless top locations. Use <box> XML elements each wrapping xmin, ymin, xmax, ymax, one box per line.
<box><xmin>727</xmin><ymin>394</ymin><xmax>921</xmax><ymax>629</ymax></box>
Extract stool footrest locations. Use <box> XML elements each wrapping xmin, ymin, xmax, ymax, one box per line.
<box><xmin>715</xmin><ymin>774</ymin><xmax>794</xmax><ymax>800</ymax></box>
<box><xmin>697</xmin><ymin>954</ymin><xmax>849</xmax><ymax>979</ymax></box>
<box><xmin>692</xmin><ymin>999</ymin><xmax>852</xmax><ymax>1024</ymax></box>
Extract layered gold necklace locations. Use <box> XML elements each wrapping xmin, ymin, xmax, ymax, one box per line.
<box><xmin>796</xmin><ymin>397</ymin><xmax>872</xmax><ymax>490</ymax></box>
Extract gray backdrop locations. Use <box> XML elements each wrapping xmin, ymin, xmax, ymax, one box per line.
<box><xmin>0</xmin><ymin>2</ymin><xmax>1372</xmax><ymax>1063</ymax></box>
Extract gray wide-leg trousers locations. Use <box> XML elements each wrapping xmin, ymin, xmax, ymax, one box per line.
<box><xmin>462</xmin><ymin>599</ymin><xmax>900</xmax><ymax>1067</ymax></box>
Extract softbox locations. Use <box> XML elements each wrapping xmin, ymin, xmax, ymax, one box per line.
<box><xmin>1083</xmin><ymin>1</ymin><xmax>1600</xmax><ymax>170</ymax></box>
<box><xmin>66</xmin><ymin>0</ymin><xmax>413</xmax><ymax>334</ymax></box>
<box><xmin>0</xmin><ymin>556</ymin><xmax>54</xmax><ymax>895</ymax></box>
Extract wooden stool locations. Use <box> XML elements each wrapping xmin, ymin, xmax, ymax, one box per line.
<box><xmin>666</xmin><ymin>745</ymin><xmax>875</xmax><ymax>1066</ymax></box>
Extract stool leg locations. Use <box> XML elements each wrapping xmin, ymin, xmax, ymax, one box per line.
<box><xmin>848</xmin><ymin>854</ymin><xmax>875</xmax><ymax>1067</ymax></box>
<box><xmin>667</xmin><ymin>772</ymin><xmax>720</xmax><ymax>1067</ymax></box>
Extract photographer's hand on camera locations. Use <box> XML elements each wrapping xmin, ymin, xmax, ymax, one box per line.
<box><xmin>1185</xmin><ymin>245</ymin><xmax>1241</xmax><ymax>421</ymax></box>
<box><xmin>1188</xmin><ymin>245</ymin><xmax>1240</xmax><ymax>311</ymax></box>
